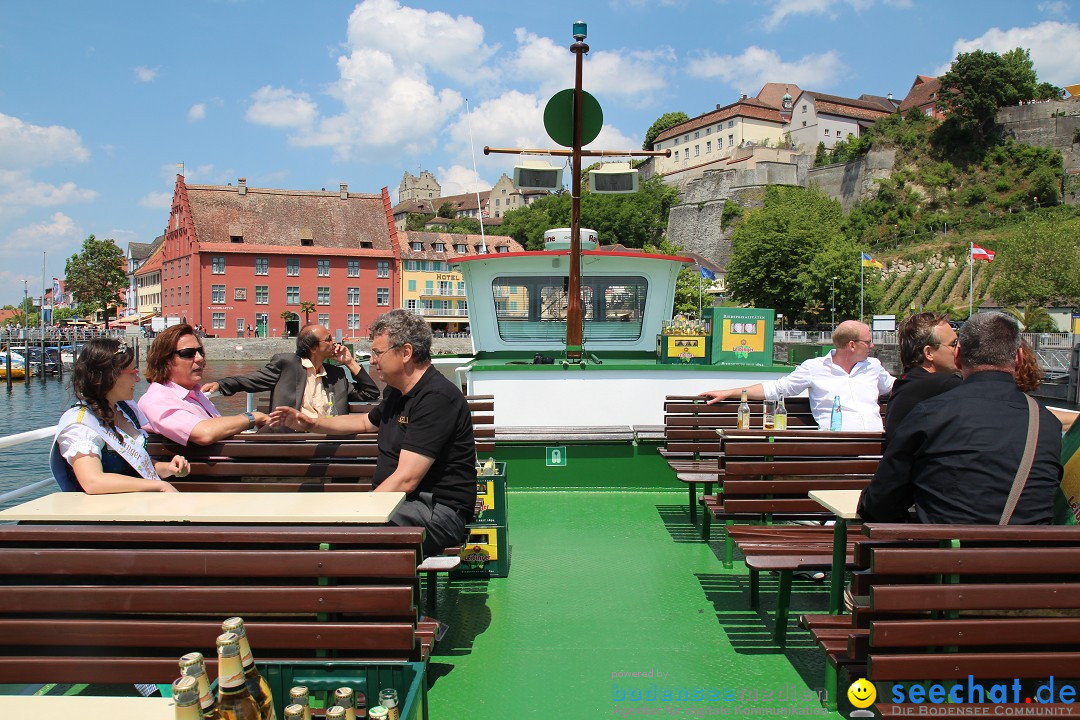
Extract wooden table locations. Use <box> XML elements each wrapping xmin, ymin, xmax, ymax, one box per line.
<box><xmin>808</xmin><ymin>488</ymin><xmax>862</xmax><ymax>614</ymax></box>
<box><xmin>0</xmin><ymin>695</ymin><xmax>175</xmax><ymax>719</ymax></box>
<box><xmin>0</xmin><ymin>490</ymin><xmax>404</xmax><ymax>524</ymax></box>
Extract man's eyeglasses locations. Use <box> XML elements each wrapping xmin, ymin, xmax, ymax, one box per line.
<box><xmin>370</xmin><ymin>344</ymin><xmax>401</xmax><ymax>358</ymax></box>
<box><xmin>855</xmin><ymin>338</ymin><xmax>873</xmax><ymax>346</ymax></box>
<box><xmin>317</xmin><ymin>336</ymin><xmax>334</xmax><ymax>344</ymax></box>
<box><xmin>174</xmin><ymin>347</ymin><xmax>205</xmax><ymax>360</ymax></box>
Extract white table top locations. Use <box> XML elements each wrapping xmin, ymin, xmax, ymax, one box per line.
<box><xmin>808</xmin><ymin>489</ymin><xmax>862</xmax><ymax>520</ymax></box>
<box><xmin>0</xmin><ymin>695</ymin><xmax>175</xmax><ymax>719</ymax></box>
<box><xmin>0</xmin><ymin>491</ymin><xmax>404</xmax><ymax>524</ymax></box>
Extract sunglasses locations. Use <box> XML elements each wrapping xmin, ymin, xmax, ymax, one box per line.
<box><xmin>174</xmin><ymin>347</ymin><xmax>205</xmax><ymax>360</ymax></box>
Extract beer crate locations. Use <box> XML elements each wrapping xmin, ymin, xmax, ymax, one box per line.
<box><xmin>473</xmin><ymin>461</ymin><xmax>507</xmax><ymax>526</ymax></box>
<box><xmin>260</xmin><ymin>660</ymin><xmax>426</xmax><ymax>720</ymax></box>
<box><xmin>451</xmin><ymin>524</ymin><xmax>510</xmax><ymax>579</ymax></box>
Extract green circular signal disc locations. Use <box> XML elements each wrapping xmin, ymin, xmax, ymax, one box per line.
<box><xmin>544</xmin><ymin>89</ymin><xmax>603</xmax><ymax>148</ymax></box>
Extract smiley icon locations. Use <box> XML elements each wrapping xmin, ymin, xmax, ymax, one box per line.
<box><xmin>847</xmin><ymin>679</ymin><xmax>877</xmax><ymax>709</ymax></box>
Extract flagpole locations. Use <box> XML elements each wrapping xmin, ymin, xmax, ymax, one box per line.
<box><xmin>860</xmin><ymin>251</ymin><xmax>865</xmax><ymax>323</ymax></box>
<box><xmin>698</xmin><ymin>266</ymin><xmax>702</xmax><ymax>318</ymax></box>
<box><xmin>972</xmin><ymin>241</ymin><xmax>980</xmax><ymax>317</ymax></box>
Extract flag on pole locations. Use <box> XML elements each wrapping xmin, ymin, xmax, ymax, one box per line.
<box><xmin>971</xmin><ymin>244</ymin><xmax>995</xmax><ymax>262</ymax></box>
<box><xmin>700</xmin><ymin>265</ymin><xmax>716</xmax><ymax>281</ymax></box>
<box><xmin>860</xmin><ymin>252</ymin><xmax>883</xmax><ymax>269</ymax></box>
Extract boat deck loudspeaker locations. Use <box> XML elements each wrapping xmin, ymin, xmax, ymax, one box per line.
<box><xmin>588</xmin><ymin>162</ymin><xmax>639</xmax><ymax>194</ymax></box>
<box><xmin>513</xmin><ymin>160</ymin><xmax>564</xmax><ymax>191</ymax></box>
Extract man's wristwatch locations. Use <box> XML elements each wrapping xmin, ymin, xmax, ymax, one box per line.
<box><xmin>242</xmin><ymin>411</ymin><xmax>256</xmax><ymax>429</ymax></box>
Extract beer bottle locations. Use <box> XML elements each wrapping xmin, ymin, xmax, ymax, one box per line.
<box><xmin>215</xmin><ymin>632</ymin><xmax>261</xmax><ymax>720</ymax></box>
<box><xmin>283</xmin><ymin>705</ymin><xmax>306</xmax><ymax>720</ymax></box>
<box><xmin>774</xmin><ymin>394</ymin><xmax>788</xmax><ymax>431</ymax></box>
<box><xmin>174</xmin><ymin>676</ymin><xmax>203</xmax><ymax>720</ymax></box>
<box><xmin>179</xmin><ymin>652</ymin><xmax>220</xmax><ymax>720</ymax></box>
<box><xmin>222</xmin><ymin>617</ymin><xmax>276</xmax><ymax>720</ymax></box>
<box><xmin>377</xmin><ymin>689</ymin><xmax>399</xmax><ymax>720</ymax></box>
<box><xmin>326</xmin><ymin>707</ymin><xmax>347</xmax><ymax>720</ymax></box>
<box><xmin>736</xmin><ymin>389</ymin><xmax>751</xmax><ymax>430</ymax></box>
<box><xmin>830</xmin><ymin>395</ymin><xmax>842</xmax><ymax>431</ymax></box>
<box><xmin>334</xmin><ymin>688</ymin><xmax>357</xmax><ymax>720</ymax></box>
<box><xmin>288</xmin><ymin>687</ymin><xmax>311</xmax><ymax>720</ymax></box>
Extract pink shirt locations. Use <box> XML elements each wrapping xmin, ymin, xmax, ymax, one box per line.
<box><xmin>138</xmin><ymin>381</ymin><xmax>221</xmax><ymax>445</ymax></box>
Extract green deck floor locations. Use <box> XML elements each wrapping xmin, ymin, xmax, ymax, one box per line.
<box><xmin>427</xmin><ymin>491</ymin><xmax>844</xmax><ymax>719</ymax></box>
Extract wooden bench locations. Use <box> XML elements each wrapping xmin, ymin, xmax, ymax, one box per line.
<box><xmin>147</xmin><ymin>395</ymin><xmax>496</xmax><ymax>493</ymax></box>
<box><xmin>146</xmin><ymin>396</ymin><xmax>495</xmax><ymax>617</ymax></box>
<box><xmin>0</xmin><ymin>523</ymin><xmax>434</xmax><ymax>689</ymax></box>
<box><xmin>660</xmin><ymin>396</ymin><xmax>818</xmax><ymax>523</ymax></box>
<box><xmin>803</xmin><ymin>524</ymin><xmax>1080</xmax><ymax>714</ymax></box>
<box><xmin>703</xmin><ymin>429</ymin><xmax>883</xmax><ymax>644</ymax></box>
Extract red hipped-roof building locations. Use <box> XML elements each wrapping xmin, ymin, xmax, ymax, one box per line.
<box><xmin>158</xmin><ymin>176</ymin><xmax>399</xmax><ymax>338</ymax></box>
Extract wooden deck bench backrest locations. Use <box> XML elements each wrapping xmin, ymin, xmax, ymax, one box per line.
<box><xmin>662</xmin><ymin>396</ymin><xmax>818</xmax><ymax>455</ymax></box>
<box><xmin>851</xmin><ymin>524</ymin><xmax>1080</xmax><ymax>684</ymax></box>
<box><xmin>0</xmin><ymin>523</ymin><xmax>427</xmax><ymax>685</ymax></box>
<box><xmin>146</xmin><ymin>394</ymin><xmax>495</xmax><ymax>493</ymax></box>
<box><xmin>717</xmin><ymin>429</ymin><xmax>883</xmax><ymax>515</ymax></box>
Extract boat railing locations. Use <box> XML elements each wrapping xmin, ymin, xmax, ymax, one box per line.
<box><xmin>0</xmin><ymin>426</ymin><xmax>57</xmax><ymax>506</ymax></box>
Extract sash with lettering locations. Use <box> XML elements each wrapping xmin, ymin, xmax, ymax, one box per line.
<box><xmin>1055</xmin><ymin>419</ymin><xmax>1080</xmax><ymax>525</ymax></box>
<box><xmin>50</xmin><ymin>401</ymin><xmax>160</xmax><ymax>491</ymax></box>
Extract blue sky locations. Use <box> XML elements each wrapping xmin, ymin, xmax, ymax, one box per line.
<box><xmin>1</xmin><ymin>0</ymin><xmax>1078</xmax><ymax>307</ymax></box>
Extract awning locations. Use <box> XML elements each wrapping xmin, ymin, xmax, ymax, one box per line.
<box><xmin>115</xmin><ymin>312</ymin><xmax>158</xmax><ymax>324</ymax></box>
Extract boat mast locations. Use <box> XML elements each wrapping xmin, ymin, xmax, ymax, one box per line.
<box><xmin>566</xmin><ymin>26</ymin><xmax>588</xmax><ymax>360</ymax></box>
<box><xmin>484</xmin><ymin>21</ymin><xmax>670</xmax><ymax>362</ymax></box>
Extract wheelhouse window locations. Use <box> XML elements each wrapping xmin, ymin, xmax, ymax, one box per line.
<box><xmin>492</xmin><ymin>274</ymin><xmax>648</xmax><ymax>343</ymax></box>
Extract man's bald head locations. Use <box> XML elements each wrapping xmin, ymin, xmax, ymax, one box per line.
<box><xmin>833</xmin><ymin>320</ymin><xmax>870</xmax><ymax>347</ymax></box>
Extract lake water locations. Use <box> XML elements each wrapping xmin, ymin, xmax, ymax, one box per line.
<box><xmin>0</xmin><ymin>359</ymin><xmax>463</xmax><ymax>510</ymax></box>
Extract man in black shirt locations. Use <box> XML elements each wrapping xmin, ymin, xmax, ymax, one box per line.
<box><xmin>859</xmin><ymin>312</ymin><xmax>1062</xmax><ymax>524</ymax></box>
<box><xmin>884</xmin><ymin>312</ymin><xmax>962</xmax><ymax>447</ymax></box>
<box><xmin>270</xmin><ymin>310</ymin><xmax>477</xmax><ymax>556</ymax></box>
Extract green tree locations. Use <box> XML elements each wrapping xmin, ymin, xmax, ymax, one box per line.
<box><xmin>642</xmin><ymin>111</ymin><xmax>689</xmax><ymax>150</ymax></box>
<box><xmin>990</xmin><ymin>214</ymin><xmax>1080</xmax><ymax>305</ymax></box>
<box><xmin>447</xmin><ymin>217</ymin><xmax>481</xmax><ymax>234</ymax></box>
<box><xmin>795</xmin><ymin>237</ymin><xmax>884</xmax><ymax>324</ymax></box>
<box><xmin>437</xmin><ymin>201</ymin><xmax>455</xmax><ymax>219</ymax></box>
<box><xmin>64</xmin><ymin>235</ymin><xmax>127</xmax><ymax>329</ymax></box>
<box><xmin>726</xmin><ymin>186</ymin><xmax>844</xmax><ymax>320</ymax></box>
<box><xmin>299</xmin><ymin>301</ymin><xmax>316</xmax><ymax>325</ymax></box>
<box><xmin>1005</xmin><ymin>304</ymin><xmax>1057</xmax><ymax>333</ymax></box>
<box><xmin>52</xmin><ymin>306</ymin><xmax>77</xmax><ymax>323</ymax></box>
<box><xmin>405</xmin><ymin>213</ymin><xmax>435</xmax><ymax>230</ymax></box>
<box><xmin>938</xmin><ymin>47</ymin><xmax>1044</xmax><ymax>137</ymax></box>
<box><xmin>813</xmin><ymin>142</ymin><xmax>828</xmax><ymax>167</ymax></box>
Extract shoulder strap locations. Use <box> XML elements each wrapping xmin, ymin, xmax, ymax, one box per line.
<box><xmin>1000</xmin><ymin>395</ymin><xmax>1041</xmax><ymax>525</ymax></box>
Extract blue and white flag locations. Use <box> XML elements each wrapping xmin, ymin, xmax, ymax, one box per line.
<box><xmin>700</xmin><ymin>266</ymin><xmax>716</xmax><ymax>281</ymax></box>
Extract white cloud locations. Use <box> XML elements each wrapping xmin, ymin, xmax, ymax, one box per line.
<box><xmin>187</xmin><ymin>103</ymin><xmax>206</xmax><ymax>122</ymax></box>
<box><xmin>134</xmin><ymin>65</ymin><xmax>159</xmax><ymax>82</ymax></box>
<box><xmin>436</xmin><ymin>165</ymin><xmax>492</xmax><ymax>196</ymax></box>
<box><xmin>762</xmin><ymin>0</ymin><xmax>911</xmax><ymax>31</ymax></box>
<box><xmin>939</xmin><ymin>22</ymin><xmax>1080</xmax><ymax>86</ymax></box>
<box><xmin>246</xmin><ymin>86</ymin><xmax>318</xmax><ymax>128</ymax></box>
<box><xmin>509</xmin><ymin>28</ymin><xmax>674</xmax><ymax>102</ymax></box>
<box><xmin>0</xmin><ymin>113</ymin><xmax>90</xmax><ymax>168</ymax></box>
<box><xmin>138</xmin><ymin>191</ymin><xmax>172</xmax><ymax>209</ymax></box>
<box><xmin>1</xmin><ymin>212</ymin><xmax>80</xmax><ymax>255</ymax></box>
<box><xmin>687</xmin><ymin>46</ymin><xmax>848</xmax><ymax>95</ymax></box>
<box><xmin>0</xmin><ymin>170</ymin><xmax>97</xmax><ymax>223</ymax></box>
<box><xmin>1038</xmin><ymin>1</ymin><xmax>1070</xmax><ymax>17</ymax></box>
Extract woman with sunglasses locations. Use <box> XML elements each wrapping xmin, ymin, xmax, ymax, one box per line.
<box><xmin>139</xmin><ymin>323</ymin><xmax>268</xmax><ymax>445</ymax></box>
<box><xmin>50</xmin><ymin>338</ymin><xmax>189</xmax><ymax>493</ymax></box>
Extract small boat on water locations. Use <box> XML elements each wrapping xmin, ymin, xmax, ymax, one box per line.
<box><xmin>0</xmin><ymin>351</ymin><xmax>30</xmax><ymax>379</ymax></box>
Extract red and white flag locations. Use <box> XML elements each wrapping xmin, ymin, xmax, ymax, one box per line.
<box><xmin>971</xmin><ymin>244</ymin><xmax>995</xmax><ymax>262</ymax></box>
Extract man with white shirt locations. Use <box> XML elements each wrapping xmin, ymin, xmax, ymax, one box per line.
<box><xmin>700</xmin><ymin>320</ymin><xmax>894</xmax><ymax>431</ymax></box>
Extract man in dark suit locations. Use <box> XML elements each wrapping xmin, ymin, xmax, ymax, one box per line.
<box><xmin>202</xmin><ymin>324</ymin><xmax>380</xmax><ymax>417</ymax></box>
